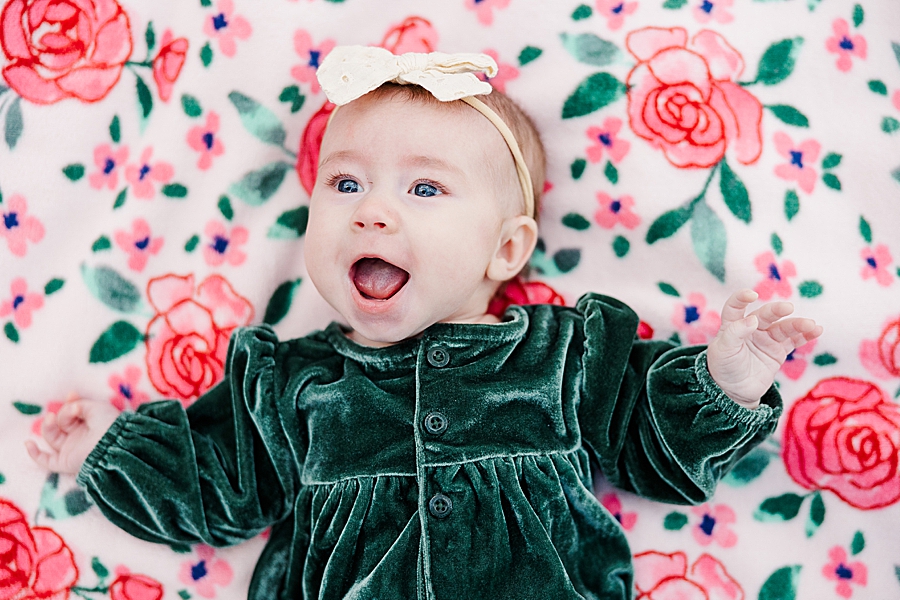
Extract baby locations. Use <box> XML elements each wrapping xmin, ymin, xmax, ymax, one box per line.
<box><xmin>27</xmin><ymin>47</ymin><xmax>822</xmax><ymax>600</ymax></box>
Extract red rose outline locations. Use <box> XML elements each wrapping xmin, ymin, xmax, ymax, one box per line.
<box><xmin>0</xmin><ymin>0</ymin><xmax>133</xmax><ymax>104</ymax></box>
<box><xmin>145</xmin><ymin>274</ymin><xmax>254</xmax><ymax>404</ymax></box>
<box><xmin>151</xmin><ymin>30</ymin><xmax>188</xmax><ymax>102</ymax></box>
<box><xmin>634</xmin><ymin>550</ymin><xmax>744</xmax><ymax>600</ymax></box>
<box><xmin>487</xmin><ymin>276</ymin><xmax>566</xmax><ymax>317</ymax></box>
<box><xmin>109</xmin><ymin>572</ymin><xmax>164</xmax><ymax>600</ymax></box>
<box><xmin>783</xmin><ymin>377</ymin><xmax>900</xmax><ymax>510</ymax></box>
<box><xmin>625</xmin><ymin>27</ymin><xmax>763</xmax><ymax>169</ymax></box>
<box><xmin>0</xmin><ymin>498</ymin><xmax>79</xmax><ymax>599</ymax></box>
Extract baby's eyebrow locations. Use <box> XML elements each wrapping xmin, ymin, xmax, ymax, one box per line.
<box><xmin>319</xmin><ymin>149</ymin><xmax>362</xmax><ymax>171</ymax></box>
<box><xmin>401</xmin><ymin>155</ymin><xmax>464</xmax><ymax>177</ymax></box>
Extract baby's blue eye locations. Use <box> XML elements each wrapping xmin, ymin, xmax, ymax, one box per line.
<box><xmin>337</xmin><ymin>179</ymin><xmax>361</xmax><ymax>193</ymax></box>
<box><xmin>413</xmin><ymin>183</ymin><xmax>440</xmax><ymax>197</ymax></box>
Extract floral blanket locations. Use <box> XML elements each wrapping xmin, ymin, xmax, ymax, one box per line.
<box><xmin>1</xmin><ymin>0</ymin><xmax>899</xmax><ymax>598</ymax></box>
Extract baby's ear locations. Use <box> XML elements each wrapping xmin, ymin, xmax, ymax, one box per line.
<box><xmin>487</xmin><ymin>215</ymin><xmax>538</xmax><ymax>282</ymax></box>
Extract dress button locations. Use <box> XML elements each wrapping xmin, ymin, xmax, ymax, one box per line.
<box><xmin>428</xmin><ymin>493</ymin><xmax>453</xmax><ymax>518</ymax></box>
<box><xmin>423</xmin><ymin>412</ymin><xmax>448</xmax><ymax>435</ymax></box>
<box><xmin>427</xmin><ymin>346</ymin><xmax>450</xmax><ymax>368</ymax></box>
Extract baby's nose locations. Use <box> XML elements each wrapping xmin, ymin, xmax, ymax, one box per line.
<box><xmin>351</xmin><ymin>195</ymin><xmax>397</xmax><ymax>232</ymax></box>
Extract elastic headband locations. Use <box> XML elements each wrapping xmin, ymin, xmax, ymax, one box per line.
<box><xmin>316</xmin><ymin>45</ymin><xmax>535</xmax><ymax>217</ymax></box>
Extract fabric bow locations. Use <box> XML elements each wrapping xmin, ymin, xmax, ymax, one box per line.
<box><xmin>317</xmin><ymin>45</ymin><xmax>498</xmax><ymax>106</ymax></box>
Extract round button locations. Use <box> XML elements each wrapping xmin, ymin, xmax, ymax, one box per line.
<box><xmin>428</xmin><ymin>493</ymin><xmax>453</xmax><ymax>518</ymax></box>
<box><xmin>427</xmin><ymin>346</ymin><xmax>450</xmax><ymax>368</ymax></box>
<box><xmin>423</xmin><ymin>412</ymin><xmax>448</xmax><ymax>435</ymax></box>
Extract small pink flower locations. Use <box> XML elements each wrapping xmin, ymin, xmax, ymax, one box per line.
<box><xmin>178</xmin><ymin>545</ymin><xmax>233</xmax><ymax>598</ymax></box>
<box><xmin>595</xmin><ymin>0</ymin><xmax>637</xmax><ymax>30</ymax></box>
<box><xmin>691</xmin><ymin>503</ymin><xmax>737</xmax><ymax>547</ymax></box>
<box><xmin>114</xmin><ymin>218</ymin><xmax>164</xmax><ymax>272</ymax></box>
<box><xmin>594</xmin><ymin>192</ymin><xmax>640</xmax><ymax>229</ymax></box>
<box><xmin>203</xmin><ymin>221</ymin><xmax>248</xmax><ymax>267</ymax></box>
<box><xmin>203</xmin><ymin>0</ymin><xmax>252</xmax><ymax>58</ymax></box>
<box><xmin>826</xmin><ymin>19</ymin><xmax>867</xmax><ymax>72</ymax></box>
<box><xmin>108</xmin><ymin>365</ymin><xmax>152</xmax><ymax>411</ymax></box>
<box><xmin>860</xmin><ymin>245</ymin><xmax>894</xmax><ymax>287</ymax></box>
<box><xmin>89</xmin><ymin>144</ymin><xmax>129</xmax><ymax>190</ymax></box>
<box><xmin>586</xmin><ymin>117</ymin><xmax>630</xmax><ymax>164</ymax></box>
<box><xmin>466</xmin><ymin>0</ymin><xmax>511</xmax><ymax>26</ymax></box>
<box><xmin>125</xmin><ymin>148</ymin><xmax>175</xmax><ymax>200</ymax></box>
<box><xmin>781</xmin><ymin>338</ymin><xmax>817</xmax><ymax>381</ymax></box>
<box><xmin>671</xmin><ymin>293</ymin><xmax>721</xmax><ymax>345</ymax></box>
<box><xmin>476</xmin><ymin>49</ymin><xmax>519</xmax><ymax>93</ymax></box>
<box><xmin>893</xmin><ymin>90</ymin><xmax>900</xmax><ymax>112</ymax></box>
<box><xmin>754</xmin><ymin>251</ymin><xmax>796</xmax><ymax>300</ymax></box>
<box><xmin>188</xmin><ymin>112</ymin><xmax>225</xmax><ymax>170</ymax></box>
<box><xmin>291</xmin><ymin>30</ymin><xmax>335</xmax><ymax>95</ymax></box>
<box><xmin>0</xmin><ymin>278</ymin><xmax>43</xmax><ymax>329</ymax></box>
<box><xmin>600</xmin><ymin>493</ymin><xmax>637</xmax><ymax>531</ymax></box>
<box><xmin>693</xmin><ymin>0</ymin><xmax>733</xmax><ymax>23</ymax></box>
<box><xmin>1</xmin><ymin>195</ymin><xmax>44</xmax><ymax>257</ymax></box>
<box><xmin>822</xmin><ymin>546</ymin><xmax>867</xmax><ymax>598</ymax></box>
<box><xmin>773</xmin><ymin>132</ymin><xmax>820</xmax><ymax>194</ymax></box>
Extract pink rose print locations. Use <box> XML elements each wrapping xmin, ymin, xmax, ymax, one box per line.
<box><xmin>0</xmin><ymin>0</ymin><xmax>132</xmax><ymax>104</ymax></box>
<box><xmin>108</xmin><ymin>365</ymin><xmax>151</xmax><ymax>411</ymax></box>
<box><xmin>773</xmin><ymin>132</ymin><xmax>820</xmax><ymax>194</ymax></box>
<box><xmin>860</xmin><ymin>245</ymin><xmax>893</xmax><ymax>287</ymax></box>
<box><xmin>826</xmin><ymin>19</ymin><xmax>867</xmax><ymax>73</ymax></box>
<box><xmin>0</xmin><ymin>498</ymin><xmax>79</xmax><ymax>600</ymax></box>
<box><xmin>380</xmin><ymin>16</ymin><xmax>439</xmax><ymax>54</ymax></box>
<box><xmin>753</xmin><ymin>251</ymin><xmax>796</xmax><ymax>300</ymax></box>
<box><xmin>634</xmin><ymin>551</ymin><xmax>743</xmax><ymax>600</ymax></box>
<box><xmin>188</xmin><ymin>111</ymin><xmax>225</xmax><ymax>170</ymax></box>
<box><xmin>625</xmin><ymin>28</ymin><xmax>762</xmax><ymax>169</ymax></box>
<box><xmin>203</xmin><ymin>221</ymin><xmax>248</xmax><ymax>267</ymax></box>
<box><xmin>296</xmin><ymin>101</ymin><xmax>333</xmax><ymax>196</ymax></box>
<box><xmin>0</xmin><ymin>194</ymin><xmax>44</xmax><ymax>257</ymax></box>
<box><xmin>203</xmin><ymin>0</ymin><xmax>251</xmax><ymax>58</ymax></box>
<box><xmin>178</xmin><ymin>545</ymin><xmax>233</xmax><ymax>598</ymax></box>
<box><xmin>859</xmin><ymin>317</ymin><xmax>900</xmax><ymax>379</ymax></box>
<box><xmin>466</xmin><ymin>0</ymin><xmax>510</xmax><ymax>26</ymax></box>
<box><xmin>671</xmin><ymin>292</ymin><xmax>721</xmax><ymax>345</ymax></box>
<box><xmin>487</xmin><ymin>276</ymin><xmax>565</xmax><ymax>317</ymax></box>
<box><xmin>586</xmin><ymin>118</ymin><xmax>630</xmax><ymax>164</ymax></box>
<box><xmin>781</xmin><ymin>338</ymin><xmax>817</xmax><ymax>381</ymax></box>
<box><xmin>595</xmin><ymin>0</ymin><xmax>637</xmax><ymax>31</ymax></box>
<box><xmin>693</xmin><ymin>0</ymin><xmax>733</xmax><ymax>24</ymax></box>
<box><xmin>109</xmin><ymin>567</ymin><xmax>164</xmax><ymax>600</ymax></box>
<box><xmin>594</xmin><ymin>192</ymin><xmax>640</xmax><ymax>229</ymax></box>
<box><xmin>478</xmin><ymin>49</ymin><xmax>518</xmax><ymax>93</ymax></box>
<box><xmin>691</xmin><ymin>503</ymin><xmax>737</xmax><ymax>547</ymax></box>
<box><xmin>152</xmin><ymin>30</ymin><xmax>188</xmax><ymax>102</ymax></box>
<box><xmin>115</xmin><ymin>218</ymin><xmax>164</xmax><ymax>272</ymax></box>
<box><xmin>783</xmin><ymin>377</ymin><xmax>900</xmax><ymax>510</ymax></box>
<box><xmin>125</xmin><ymin>147</ymin><xmax>174</xmax><ymax>199</ymax></box>
<box><xmin>145</xmin><ymin>273</ymin><xmax>254</xmax><ymax>402</ymax></box>
<box><xmin>89</xmin><ymin>143</ymin><xmax>129</xmax><ymax>190</ymax></box>
<box><xmin>822</xmin><ymin>546</ymin><xmax>867</xmax><ymax>598</ymax></box>
<box><xmin>291</xmin><ymin>30</ymin><xmax>335</xmax><ymax>95</ymax></box>
<box><xmin>0</xmin><ymin>277</ymin><xmax>43</xmax><ymax>328</ymax></box>
<box><xmin>600</xmin><ymin>493</ymin><xmax>637</xmax><ymax>531</ymax></box>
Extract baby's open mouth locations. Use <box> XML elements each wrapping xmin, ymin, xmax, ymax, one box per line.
<box><xmin>351</xmin><ymin>258</ymin><xmax>410</xmax><ymax>300</ymax></box>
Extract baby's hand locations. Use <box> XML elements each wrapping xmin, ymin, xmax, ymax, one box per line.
<box><xmin>25</xmin><ymin>394</ymin><xmax>120</xmax><ymax>475</ymax></box>
<box><xmin>707</xmin><ymin>290</ymin><xmax>823</xmax><ymax>408</ymax></box>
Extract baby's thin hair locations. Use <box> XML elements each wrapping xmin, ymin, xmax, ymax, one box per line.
<box><xmin>366</xmin><ymin>83</ymin><xmax>547</xmax><ymax>219</ymax></box>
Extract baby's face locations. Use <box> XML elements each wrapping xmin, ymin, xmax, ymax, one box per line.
<box><xmin>305</xmin><ymin>92</ymin><xmax>523</xmax><ymax>347</ymax></box>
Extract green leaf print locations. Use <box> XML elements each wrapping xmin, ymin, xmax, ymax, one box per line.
<box><xmin>80</xmin><ymin>264</ymin><xmax>144</xmax><ymax>314</ymax></box>
<box><xmin>230</xmin><ymin>161</ymin><xmax>293</xmax><ymax>205</ymax></box>
<box><xmin>263</xmin><ymin>279</ymin><xmax>303</xmax><ymax>326</ymax></box>
<box><xmin>89</xmin><ymin>321</ymin><xmax>144</xmax><ymax>363</ymax></box>
<box><xmin>560</xmin><ymin>33</ymin><xmax>620</xmax><ymax>67</ymax></box>
<box><xmin>719</xmin><ymin>158</ymin><xmax>751</xmax><ymax>223</ymax></box>
<box><xmin>646</xmin><ymin>204</ymin><xmax>694</xmax><ymax>244</ymax></box>
<box><xmin>759</xmin><ymin>565</ymin><xmax>801</xmax><ymax>600</ymax></box>
<box><xmin>229</xmin><ymin>91</ymin><xmax>287</xmax><ymax>146</ymax></box>
<box><xmin>766</xmin><ymin>104</ymin><xmax>809</xmax><ymax>127</ymax></box>
<box><xmin>561</xmin><ymin>73</ymin><xmax>625</xmax><ymax>119</ymax></box>
<box><xmin>753</xmin><ymin>38</ymin><xmax>804</xmax><ymax>86</ymax></box>
<box><xmin>755</xmin><ymin>493</ymin><xmax>805</xmax><ymax>521</ymax></box>
<box><xmin>5</xmin><ymin>96</ymin><xmax>22</xmax><ymax>150</ymax></box>
<box><xmin>268</xmin><ymin>206</ymin><xmax>309</xmax><ymax>239</ymax></box>
<box><xmin>690</xmin><ymin>199</ymin><xmax>727</xmax><ymax>282</ymax></box>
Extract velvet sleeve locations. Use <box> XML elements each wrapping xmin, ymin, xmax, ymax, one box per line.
<box><xmin>575</xmin><ymin>293</ymin><xmax>782</xmax><ymax>505</ymax></box>
<box><xmin>76</xmin><ymin>326</ymin><xmax>301</xmax><ymax>547</ymax></box>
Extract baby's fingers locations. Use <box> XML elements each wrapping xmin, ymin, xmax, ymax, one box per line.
<box><xmin>56</xmin><ymin>400</ymin><xmax>84</xmax><ymax>432</ymax></box>
<box><xmin>25</xmin><ymin>440</ymin><xmax>62</xmax><ymax>472</ymax></box>
<box><xmin>720</xmin><ymin>289</ymin><xmax>759</xmax><ymax>327</ymax></box>
<box><xmin>767</xmin><ymin>318</ymin><xmax>824</xmax><ymax>350</ymax></box>
<box><xmin>749</xmin><ymin>301</ymin><xmax>794</xmax><ymax>330</ymax></box>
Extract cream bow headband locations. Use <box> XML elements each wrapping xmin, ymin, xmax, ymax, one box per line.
<box><xmin>316</xmin><ymin>45</ymin><xmax>535</xmax><ymax>218</ymax></box>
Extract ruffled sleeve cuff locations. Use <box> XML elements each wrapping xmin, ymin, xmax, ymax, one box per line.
<box><xmin>692</xmin><ymin>349</ymin><xmax>783</xmax><ymax>427</ymax></box>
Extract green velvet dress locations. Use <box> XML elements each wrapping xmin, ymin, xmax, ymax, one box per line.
<box><xmin>77</xmin><ymin>293</ymin><xmax>781</xmax><ymax>600</ymax></box>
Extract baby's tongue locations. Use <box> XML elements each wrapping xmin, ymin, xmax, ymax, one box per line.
<box><xmin>353</xmin><ymin>258</ymin><xmax>409</xmax><ymax>300</ymax></box>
